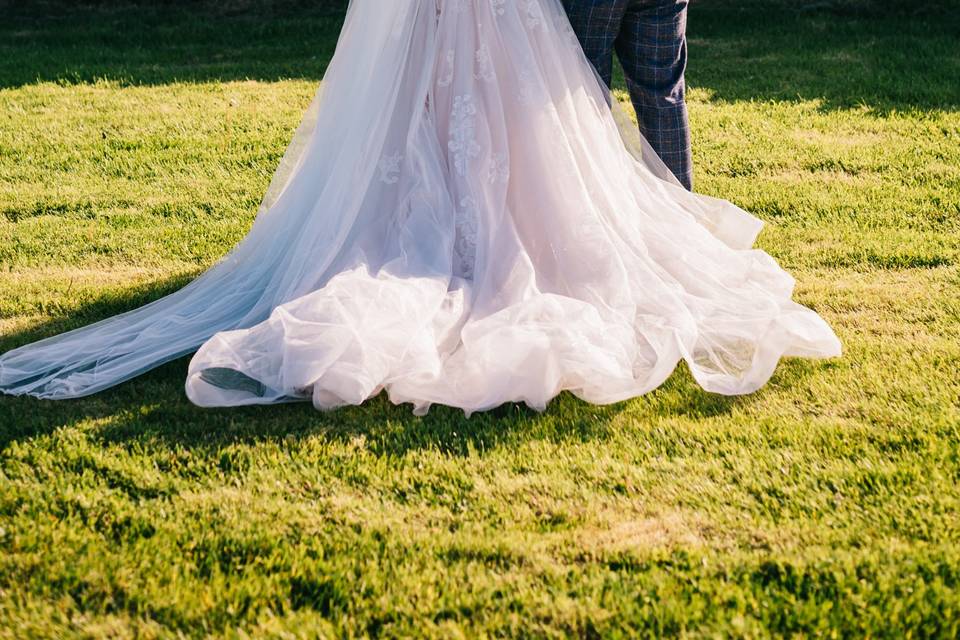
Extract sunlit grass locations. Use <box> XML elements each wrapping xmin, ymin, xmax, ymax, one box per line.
<box><xmin>0</xmin><ymin>2</ymin><xmax>958</xmax><ymax>637</ymax></box>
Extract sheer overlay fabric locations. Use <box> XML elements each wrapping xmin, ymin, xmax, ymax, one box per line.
<box><xmin>0</xmin><ymin>0</ymin><xmax>841</xmax><ymax>415</ymax></box>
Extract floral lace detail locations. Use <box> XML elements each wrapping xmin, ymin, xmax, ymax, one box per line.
<box><xmin>437</xmin><ymin>49</ymin><xmax>455</xmax><ymax>88</ymax></box>
<box><xmin>454</xmin><ymin>195</ymin><xmax>479</xmax><ymax>279</ymax></box>
<box><xmin>490</xmin><ymin>0</ymin><xmax>506</xmax><ymax>17</ymax></box>
<box><xmin>488</xmin><ymin>152</ymin><xmax>509</xmax><ymax>184</ymax></box>
<box><xmin>474</xmin><ymin>44</ymin><xmax>495</xmax><ymax>82</ymax></box>
<box><xmin>449</xmin><ymin>94</ymin><xmax>480</xmax><ymax>176</ymax></box>
<box><xmin>378</xmin><ymin>151</ymin><xmax>402</xmax><ymax>184</ymax></box>
<box><xmin>521</xmin><ymin>0</ymin><xmax>546</xmax><ymax>30</ymax></box>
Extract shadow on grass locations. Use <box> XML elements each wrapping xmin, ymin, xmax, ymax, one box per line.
<box><xmin>2</xmin><ymin>1</ymin><xmax>958</xmax><ymax>114</ymax></box>
<box><xmin>1</xmin><ymin>367</ymin><xmax>751</xmax><ymax>458</ymax></box>
<box><xmin>0</xmin><ymin>270</ymin><xmax>758</xmax><ymax>455</ymax></box>
<box><xmin>0</xmin><ymin>2</ymin><xmax>346</xmax><ymax>89</ymax></box>
<box><xmin>683</xmin><ymin>4</ymin><xmax>960</xmax><ymax>114</ymax></box>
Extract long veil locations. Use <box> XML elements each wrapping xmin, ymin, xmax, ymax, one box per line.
<box><xmin>0</xmin><ymin>0</ymin><xmax>433</xmax><ymax>398</ymax></box>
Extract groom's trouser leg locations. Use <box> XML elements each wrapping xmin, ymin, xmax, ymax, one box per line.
<box><xmin>562</xmin><ymin>0</ymin><xmax>628</xmax><ymax>89</ymax></box>
<box><xmin>616</xmin><ymin>0</ymin><xmax>693</xmax><ymax>190</ymax></box>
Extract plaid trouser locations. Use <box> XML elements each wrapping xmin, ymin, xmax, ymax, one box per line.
<box><xmin>562</xmin><ymin>0</ymin><xmax>693</xmax><ymax>190</ymax></box>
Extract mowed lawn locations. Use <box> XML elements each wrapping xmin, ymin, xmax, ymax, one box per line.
<box><xmin>1</xmin><ymin>1</ymin><xmax>959</xmax><ymax>637</ymax></box>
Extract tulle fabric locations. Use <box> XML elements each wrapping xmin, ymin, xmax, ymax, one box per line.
<box><xmin>0</xmin><ymin>0</ymin><xmax>840</xmax><ymax>416</ymax></box>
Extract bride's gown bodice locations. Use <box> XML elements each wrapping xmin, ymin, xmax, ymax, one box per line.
<box><xmin>0</xmin><ymin>0</ymin><xmax>840</xmax><ymax>415</ymax></box>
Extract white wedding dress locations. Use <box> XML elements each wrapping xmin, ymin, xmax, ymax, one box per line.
<box><xmin>0</xmin><ymin>0</ymin><xmax>840</xmax><ymax>416</ymax></box>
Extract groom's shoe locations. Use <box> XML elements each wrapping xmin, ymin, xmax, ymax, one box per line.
<box><xmin>564</xmin><ymin>0</ymin><xmax>694</xmax><ymax>191</ymax></box>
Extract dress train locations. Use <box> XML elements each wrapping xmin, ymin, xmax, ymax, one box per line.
<box><xmin>0</xmin><ymin>0</ymin><xmax>841</xmax><ymax>415</ymax></box>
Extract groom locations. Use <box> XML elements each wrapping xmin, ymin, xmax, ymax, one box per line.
<box><xmin>563</xmin><ymin>0</ymin><xmax>693</xmax><ymax>190</ymax></box>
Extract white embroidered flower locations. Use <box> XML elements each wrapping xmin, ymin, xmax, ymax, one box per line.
<box><xmin>488</xmin><ymin>152</ymin><xmax>509</xmax><ymax>184</ymax></box>
<box><xmin>449</xmin><ymin>94</ymin><xmax>481</xmax><ymax>176</ymax></box>
<box><xmin>475</xmin><ymin>44</ymin><xmax>495</xmax><ymax>82</ymax></box>
<box><xmin>522</xmin><ymin>0</ymin><xmax>545</xmax><ymax>30</ymax></box>
<box><xmin>454</xmin><ymin>195</ymin><xmax>479</xmax><ymax>279</ymax></box>
<box><xmin>437</xmin><ymin>49</ymin><xmax>455</xmax><ymax>88</ymax></box>
<box><xmin>378</xmin><ymin>151</ymin><xmax>402</xmax><ymax>185</ymax></box>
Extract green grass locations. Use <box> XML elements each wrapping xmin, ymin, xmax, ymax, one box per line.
<box><xmin>1</xmin><ymin>2</ymin><xmax>959</xmax><ymax>637</ymax></box>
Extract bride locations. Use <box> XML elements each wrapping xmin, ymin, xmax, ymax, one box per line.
<box><xmin>0</xmin><ymin>0</ymin><xmax>840</xmax><ymax>416</ymax></box>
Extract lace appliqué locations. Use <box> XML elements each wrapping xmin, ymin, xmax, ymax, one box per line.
<box><xmin>488</xmin><ymin>152</ymin><xmax>509</xmax><ymax>184</ymax></box>
<box><xmin>521</xmin><ymin>0</ymin><xmax>546</xmax><ymax>30</ymax></box>
<box><xmin>437</xmin><ymin>49</ymin><xmax>455</xmax><ymax>88</ymax></box>
<box><xmin>449</xmin><ymin>94</ymin><xmax>480</xmax><ymax>176</ymax></box>
<box><xmin>378</xmin><ymin>151</ymin><xmax>402</xmax><ymax>184</ymax></box>
<box><xmin>454</xmin><ymin>195</ymin><xmax>479</xmax><ymax>279</ymax></box>
<box><xmin>474</xmin><ymin>44</ymin><xmax>495</xmax><ymax>82</ymax></box>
